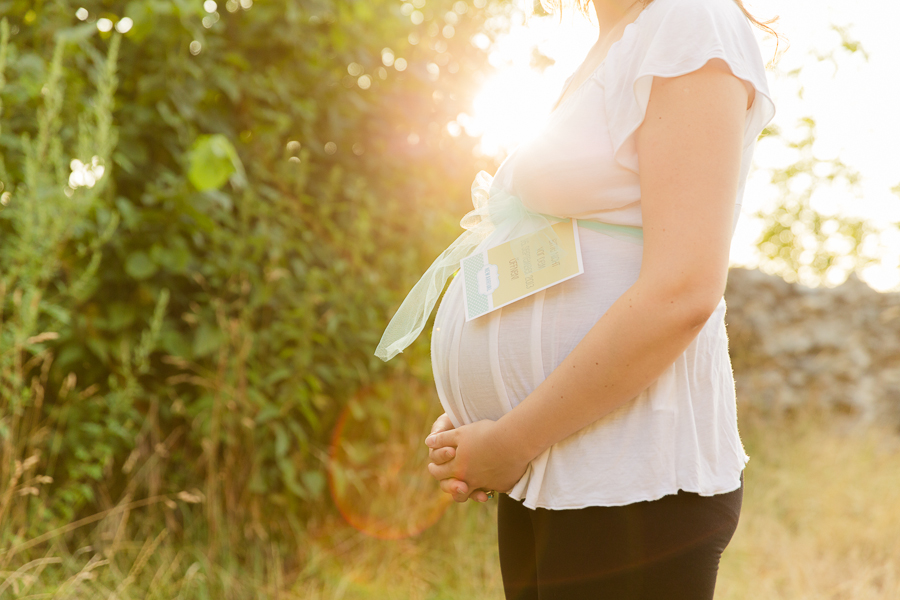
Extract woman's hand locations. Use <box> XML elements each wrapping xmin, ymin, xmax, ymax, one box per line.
<box><xmin>426</xmin><ymin>418</ymin><xmax>529</xmax><ymax>503</ymax></box>
<box><xmin>426</xmin><ymin>413</ymin><xmax>489</xmax><ymax>503</ymax></box>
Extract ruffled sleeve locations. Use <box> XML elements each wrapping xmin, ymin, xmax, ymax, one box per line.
<box><xmin>604</xmin><ymin>0</ymin><xmax>776</xmax><ymax>173</ymax></box>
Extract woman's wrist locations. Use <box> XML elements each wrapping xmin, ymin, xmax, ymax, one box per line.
<box><xmin>495</xmin><ymin>405</ymin><xmax>548</xmax><ymax>466</ymax></box>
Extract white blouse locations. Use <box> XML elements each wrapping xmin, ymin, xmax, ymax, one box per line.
<box><xmin>430</xmin><ymin>0</ymin><xmax>776</xmax><ymax>509</ymax></box>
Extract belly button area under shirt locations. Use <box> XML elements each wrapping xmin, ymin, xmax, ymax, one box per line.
<box><xmin>458</xmin><ymin>289</ymin><xmax>549</xmax><ymax>418</ymax></box>
<box><xmin>490</xmin><ymin>290</ymin><xmax>547</xmax><ymax>413</ymax></box>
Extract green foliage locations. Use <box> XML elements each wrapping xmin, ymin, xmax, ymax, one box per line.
<box><xmin>753</xmin><ymin>116</ymin><xmax>875</xmax><ymax>287</ymax></box>
<box><xmin>0</xmin><ymin>0</ymin><xmax>498</xmax><ymax>563</ymax></box>
<box><xmin>753</xmin><ymin>27</ymin><xmax>880</xmax><ymax>288</ymax></box>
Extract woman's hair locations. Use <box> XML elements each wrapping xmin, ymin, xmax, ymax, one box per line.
<box><xmin>539</xmin><ymin>0</ymin><xmax>785</xmax><ymax>65</ymax></box>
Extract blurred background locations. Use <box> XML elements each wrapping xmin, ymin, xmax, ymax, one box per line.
<box><xmin>0</xmin><ymin>0</ymin><xmax>897</xmax><ymax>597</ymax></box>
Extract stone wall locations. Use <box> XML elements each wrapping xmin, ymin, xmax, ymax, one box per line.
<box><xmin>724</xmin><ymin>268</ymin><xmax>900</xmax><ymax>424</ymax></box>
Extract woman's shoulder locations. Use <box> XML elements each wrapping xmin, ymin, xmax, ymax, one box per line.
<box><xmin>625</xmin><ymin>0</ymin><xmax>758</xmax><ymax>54</ymax></box>
<box><xmin>620</xmin><ymin>0</ymin><xmax>767</xmax><ymax>74</ymax></box>
<box><xmin>641</xmin><ymin>0</ymin><xmax>750</xmax><ymax>25</ymax></box>
<box><xmin>604</xmin><ymin>0</ymin><xmax>776</xmax><ymax>171</ymax></box>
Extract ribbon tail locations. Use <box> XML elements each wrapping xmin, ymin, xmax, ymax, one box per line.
<box><xmin>374</xmin><ymin>229</ymin><xmax>481</xmax><ymax>362</ymax></box>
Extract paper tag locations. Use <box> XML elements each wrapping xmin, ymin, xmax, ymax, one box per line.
<box><xmin>460</xmin><ymin>220</ymin><xmax>583</xmax><ymax>321</ymax></box>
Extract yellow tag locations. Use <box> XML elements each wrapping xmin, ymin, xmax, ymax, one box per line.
<box><xmin>460</xmin><ymin>220</ymin><xmax>583</xmax><ymax>321</ymax></box>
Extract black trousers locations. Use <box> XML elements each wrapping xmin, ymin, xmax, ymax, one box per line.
<box><xmin>497</xmin><ymin>477</ymin><xmax>743</xmax><ymax>600</ymax></box>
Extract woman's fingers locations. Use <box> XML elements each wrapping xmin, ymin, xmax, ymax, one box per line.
<box><xmin>424</xmin><ymin>418</ymin><xmax>490</xmax><ymax>504</ymax></box>
<box><xmin>428</xmin><ymin>445</ymin><xmax>456</xmax><ymax>465</ymax></box>
<box><xmin>430</xmin><ymin>413</ymin><xmax>454</xmax><ymax>436</ymax></box>
<box><xmin>439</xmin><ymin>477</ymin><xmax>471</xmax><ymax>503</ymax></box>
<box><xmin>426</xmin><ymin>414</ymin><xmax>467</xmax><ymax>500</ymax></box>
<box><xmin>469</xmin><ymin>489</ymin><xmax>489</xmax><ymax>503</ymax></box>
<box><xmin>435</xmin><ymin>477</ymin><xmax>490</xmax><ymax>503</ymax></box>
<box><xmin>425</xmin><ymin>428</ymin><xmax>458</xmax><ymax>450</ymax></box>
<box><xmin>427</xmin><ymin>460</ymin><xmax>454</xmax><ymax>482</ymax></box>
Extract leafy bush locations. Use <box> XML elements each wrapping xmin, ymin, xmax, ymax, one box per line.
<box><xmin>0</xmin><ymin>0</ymin><xmax>499</xmax><ymax>553</ymax></box>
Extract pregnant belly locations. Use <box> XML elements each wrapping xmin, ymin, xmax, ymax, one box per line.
<box><xmin>430</xmin><ymin>229</ymin><xmax>643</xmax><ymax>428</ymax></box>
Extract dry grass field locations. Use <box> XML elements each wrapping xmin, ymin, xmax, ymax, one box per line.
<box><xmin>716</xmin><ymin>408</ymin><xmax>900</xmax><ymax>600</ymax></box>
<box><xmin>3</xmin><ymin>400</ymin><xmax>898</xmax><ymax>599</ymax></box>
<box><xmin>300</xmin><ymin>405</ymin><xmax>900</xmax><ymax>600</ymax></box>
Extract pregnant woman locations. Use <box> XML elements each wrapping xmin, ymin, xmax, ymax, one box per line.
<box><xmin>376</xmin><ymin>0</ymin><xmax>778</xmax><ymax>597</ymax></box>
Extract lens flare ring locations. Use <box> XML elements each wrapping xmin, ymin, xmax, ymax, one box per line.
<box><xmin>327</xmin><ymin>381</ymin><xmax>453</xmax><ymax>540</ymax></box>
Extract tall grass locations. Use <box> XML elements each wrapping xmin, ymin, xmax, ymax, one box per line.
<box><xmin>4</xmin><ymin>393</ymin><xmax>898</xmax><ymax>598</ymax></box>
<box><xmin>294</xmin><ymin>405</ymin><xmax>900</xmax><ymax>600</ymax></box>
<box><xmin>0</xmin><ymin>20</ymin><xmax>174</xmax><ymax>598</ymax></box>
<box><xmin>0</xmin><ymin>17</ymin><xmax>123</xmax><ymax>512</ymax></box>
<box><xmin>717</xmin><ymin>406</ymin><xmax>900</xmax><ymax>600</ymax></box>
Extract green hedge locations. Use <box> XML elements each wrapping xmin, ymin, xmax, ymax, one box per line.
<box><xmin>0</xmin><ymin>0</ymin><xmax>502</xmax><ymax>544</ymax></box>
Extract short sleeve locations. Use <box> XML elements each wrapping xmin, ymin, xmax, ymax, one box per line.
<box><xmin>604</xmin><ymin>0</ymin><xmax>777</xmax><ymax>173</ymax></box>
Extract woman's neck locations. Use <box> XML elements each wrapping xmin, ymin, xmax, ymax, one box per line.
<box><xmin>593</xmin><ymin>0</ymin><xmax>644</xmax><ymax>40</ymax></box>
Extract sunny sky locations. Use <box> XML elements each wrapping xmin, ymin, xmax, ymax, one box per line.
<box><xmin>463</xmin><ymin>0</ymin><xmax>900</xmax><ymax>291</ymax></box>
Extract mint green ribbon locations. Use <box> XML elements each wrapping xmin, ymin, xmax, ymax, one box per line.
<box><xmin>374</xmin><ymin>170</ymin><xmax>643</xmax><ymax>362</ymax></box>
